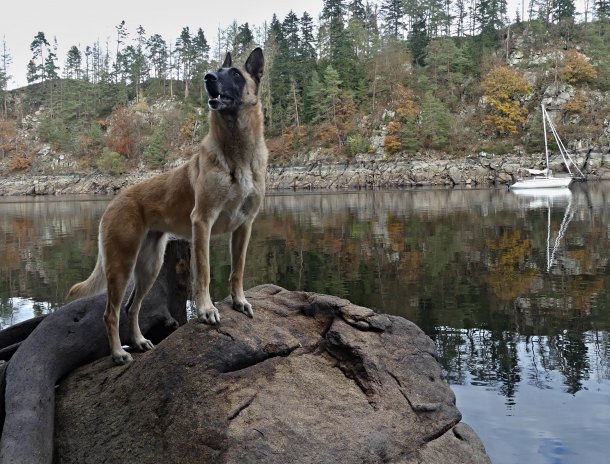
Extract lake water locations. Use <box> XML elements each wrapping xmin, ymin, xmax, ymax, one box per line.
<box><xmin>1</xmin><ymin>184</ymin><xmax>610</xmax><ymax>463</ymax></box>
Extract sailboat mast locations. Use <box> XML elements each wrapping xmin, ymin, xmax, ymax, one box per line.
<box><xmin>542</xmin><ymin>104</ymin><xmax>550</xmax><ymax>177</ymax></box>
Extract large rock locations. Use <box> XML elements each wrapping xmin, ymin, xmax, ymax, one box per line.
<box><xmin>54</xmin><ymin>284</ymin><xmax>490</xmax><ymax>464</ymax></box>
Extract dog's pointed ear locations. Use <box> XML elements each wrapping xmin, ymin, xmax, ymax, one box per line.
<box><xmin>245</xmin><ymin>48</ymin><xmax>264</xmax><ymax>83</ymax></box>
<box><xmin>222</xmin><ymin>52</ymin><xmax>232</xmax><ymax>68</ymax></box>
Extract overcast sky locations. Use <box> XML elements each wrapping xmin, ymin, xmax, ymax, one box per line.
<box><xmin>0</xmin><ymin>0</ymin><xmax>587</xmax><ymax>89</ymax></box>
<box><xmin>1</xmin><ymin>0</ymin><xmax>324</xmax><ymax>89</ymax></box>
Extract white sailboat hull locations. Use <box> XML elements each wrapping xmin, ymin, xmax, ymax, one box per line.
<box><xmin>510</xmin><ymin>176</ymin><xmax>573</xmax><ymax>189</ymax></box>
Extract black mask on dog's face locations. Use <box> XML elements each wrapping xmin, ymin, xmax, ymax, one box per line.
<box><xmin>204</xmin><ymin>48</ymin><xmax>264</xmax><ymax>113</ymax></box>
<box><xmin>204</xmin><ymin>52</ymin><xmax>245</xmax><ymax>113</ymax></box>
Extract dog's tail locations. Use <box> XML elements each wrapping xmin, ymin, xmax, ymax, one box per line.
<box><xmin>67</xmin><ymin>245</ymin><xmax>106</xmax><ymax>300</ymax></box>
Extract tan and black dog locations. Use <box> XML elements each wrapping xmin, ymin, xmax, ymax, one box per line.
<box><xmin>68</xmin><ymin>48</ymin><xmax>268</xmax><ymax>364</ymax></box>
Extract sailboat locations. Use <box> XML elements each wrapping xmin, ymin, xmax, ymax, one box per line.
<box><xmin>510</xmin><ymin>104</ymin><xmax>585</xmax><ymax>190</ymax></box>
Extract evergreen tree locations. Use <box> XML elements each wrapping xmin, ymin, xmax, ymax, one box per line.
<box><xmin>551</xmin><ymin>0</ymin><xmax>576</xmax><ymax>21</ymax></box>
<box><xmin>320</xmin><ymin>0</ymin><xmax>363</xmax><ymax>100</ymax></box>
<box><xmin>0</xmin><ymin>37</ymin><xmax>11</xmax><ymax>118</ymax></box>
<box><xmin>44</xmin><ymin>37</ymin><xmax>59</xmax><ymax>80</ymax></box>
<box><xmin>300</xmin><ymin>12</ymin><xmax>317</xmax><ymax>61</ymax></box>
<box><xmin>30</xmin><ymin>32</ymin><xmax>50</xmax><ymax>82</ymax></box>
<box><xmin>26</xmin><ymin>60</ymin><xmax>38</xmax><ymax>84</ymax></box>
<box><xmin>114</xmin><ymin>20</ymin><xmax>129</xmax><ymax>84</ymax></box>
<box><xmin>192</xmin><ymin>28</ymin><xmax>210</xmax><ymax>104</ymax></box>
<box><xmin>175</xmin><ymin>27</ymin><xmax>193</xmax><ymax>99</ymax></box>
<box><xmin>419</xmin><ymin>91</ymin><xmax>452</xmax><ymax>149</ymax></box>
<box><xmin>234</xmin><ymin>23</ymin><xmax>255</xmax><ymax>60</ymax></box>
<box><xmin>323</xmin><ymin>64</ymin><xmax>342</xmax><ymax>126</ymax></box>
<box><xmin>65</xmin><ymin>46</ymin><xmax>82</xmax><ymax>79</ymax></box>
<box><xmin>147</xmin><ymin>34</ymin><xmax>168</xmax><ymax>80</ymax></box>
<box><xmin>380</xmin><ymin>0</ymin><xmax>405</xmax><ymax>38</ymax></box>
<box><xmin>595</xmin><ymin>0</ymin><xmax>610</xmax><ymax>18</ymax></box>
<box><xmin>303</xmin><ymin>69</ymin><xmax>324</xmax><ymax>123</ymax></box>
<box><xmin>477</xmin><ymin>0</ymin><xmax>508</xmax><ymax>47</ymax></box>
<box><xmin>410</xmin><ymin>15</ymin><xmax>430</xmax><ymax>66</ymax></box>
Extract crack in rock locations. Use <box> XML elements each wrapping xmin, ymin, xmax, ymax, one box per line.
<box><xmin>228</xmin><ymin>394</ymin><xmax>257</xmax><ymax>421</ymax></box>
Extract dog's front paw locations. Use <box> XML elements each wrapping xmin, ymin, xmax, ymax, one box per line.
<box><xmin>133</xmin><ymin>337</ymin><xmax>154</xmax><ymax>352</ymax></box>
<box><xmin>198</xmin><ymin>306</ymin><xmax>221</xmax><ymax>325</ymax></box>
<box><xmin>233</xmin><ymin>297</ymin><xmax>254</xmax><ymax>318</ymax></box>
<box><xmin>112</xmin><ymin>348</ymin><xmax>133</xmax><ymax>365</ymax></box>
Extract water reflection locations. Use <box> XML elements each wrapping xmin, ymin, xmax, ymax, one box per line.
<box><xmin>2</xmin><ymin>185</ymin><xmax>610</xmax><ymax>463</ymax></box>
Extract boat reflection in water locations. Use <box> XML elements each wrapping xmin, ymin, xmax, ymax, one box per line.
<box><xmin>511</xmin><ymin>187</ymin><xmax>574</xmax><ymax>272</ymax></box>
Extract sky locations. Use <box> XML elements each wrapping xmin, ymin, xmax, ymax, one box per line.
<box><xmin>0</xmin><ymin>0</ymin><xmax>324</xmax><ymax>89</ymax></box>
<box><xmin>0</xmin><ymin>0</ymin><xmax>588</xmax><ymax>90</ymax></box>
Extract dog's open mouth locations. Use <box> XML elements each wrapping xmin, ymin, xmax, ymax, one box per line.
<box><xmin>208</xmin><ymin>90</ymin><xmax>234</xmax><ymax>110</ymax></box>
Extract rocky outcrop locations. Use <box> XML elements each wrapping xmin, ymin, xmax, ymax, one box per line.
<box><xmin>267</xmin><ymin>149</ymin><xmax>610</xmax><ymax>190</ymax></box>
<box><xmin>2</xmin><ymin>149</ymin><xmax>610</xmax><ymax>195</ymax></box>
<box><xmin>53</xmin><ymin>284</ymin><xmax>490</xmax><ymax>464</ymax></box>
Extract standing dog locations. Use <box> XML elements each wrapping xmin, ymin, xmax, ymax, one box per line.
<box><xmin>68</xmin><ymin>48</ymin><xmax>267</xmax><ymax>364</ymax></box>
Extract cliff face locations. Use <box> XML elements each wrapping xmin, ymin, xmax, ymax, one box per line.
<box><xmin>54</xmin><ymin>285</ymin><xmax>490</xmax><ymax>464</ymax></box>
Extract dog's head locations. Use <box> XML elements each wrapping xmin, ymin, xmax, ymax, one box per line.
<box><xmin>204</xmin><ymin>48</ymin><xmax>264</xmax><ymax>114</ymax></box>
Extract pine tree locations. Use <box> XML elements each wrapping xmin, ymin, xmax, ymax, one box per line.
<box><xmin>410</xmin><ymin>15</ymin><xmax>429</xmax><ymax>66</ymax></box>
<box><xmin>477</xmin><ymin>0</ymin><xmax>508</xmax><ymax>47</ymax></box>
<box><xmin>30</xmin><ymin>32</ymin><xmax>50</xmax><ymax>83</ymax></box>
<box><xmin>419</xmin><ymin>91</ymin><xmax>452</xmax><ymax>149</ymax></box>
<box><xmin>114</xmin><ymin>20</ymin><xmax>128</xmax><ymax>84</ymax></box>
<box><xmin>65</xmin><ymin>46</ymin><xmax>82</xmax><ymax>79</ymax></box>
<box><xmin>551</xmin><ymin>0</ymin><xmax>576</xmax><ymax>21</ymax></box>
<box><xmin>303</xmin><ymin>69</ymin><xmax>324</xmax><ymax>124</ymax></box>
<box><xmin>323</xmin><ymin>64</ymin><xmax>342</xmax><ymax>127</ymax></box>
<box><xmin>0</xmin><ymin>37</ymin><xmax>11</xmax><ymax>118</ymax></box>
<box><xmin>192</xmin><ymin>28</ymin><xmax>210</xmax><ymax>104</ymax></box>
<box><xmin>234</xmin><ymin>23</ymin><xmax>255</xmax><ymax>60</ymax></box>
<box><xmin>380</xmin><ymin>0</ymin><xmax>405</xmax><ymax>38</ymax></box>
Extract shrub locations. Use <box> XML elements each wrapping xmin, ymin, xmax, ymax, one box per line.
<box><xmin>105</xmin><ymin>106</ymin><xmax>142</xmax><ymax>159</ymax></box>
<box><xmin>384</xmin><ymin>135</ymin><xmax>401</xmax><ymax>155</ymax></box>
<box><xmin>96</xmin><ymin>149</ymin><xmax>126</xmax><ymax>176</ymax></box>
<box><xmin>38</xmin><ymin>116</ymin><xmax>69</xmax><ymax>150</ymax></box>
<box><xmin>143</xmin><ymin>129</ymin><xmax>168</xmax><ymax>169</ymax></box>
<box><xmin>8</xmin><ymin>153</ymin><xmax>32</xmax><ymax>172</ymax></box>
<box><xmin>560</xmin><ymin>50</ymin><xmax>597</xmax><ymax>84</ymax></box>
<box><xmin>346</xmin><ymin>134</ymin><xmax>370</xmax><ymax>156</ymax></box>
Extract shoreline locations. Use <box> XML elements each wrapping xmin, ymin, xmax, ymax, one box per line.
<box><xmin>1</xmin><ymin>150</ymin><xmax>609</xmax><ymax>196</ymax></box>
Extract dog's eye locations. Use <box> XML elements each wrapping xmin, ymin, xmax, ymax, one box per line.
<box><xmin>233</xmin><ymin>71</ymin><xmax>240</xmax><ymax>78</ymax></box>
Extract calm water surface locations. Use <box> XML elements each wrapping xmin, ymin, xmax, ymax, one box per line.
<box><xmin>2</xmin><ymin>184</ymin><xmax>610</xmax><ymax>464</ymax></box>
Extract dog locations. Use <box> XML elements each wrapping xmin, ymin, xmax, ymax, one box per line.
<box><xmin>68</xmin><ymin>48</ymin><xmax>268</xmax><ymax>364</ymax></box>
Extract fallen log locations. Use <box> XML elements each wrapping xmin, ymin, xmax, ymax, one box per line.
<box><xmin>0</xmin><ymin>239</ymin><xmax>190</xmax><ymax>464</ymax></box>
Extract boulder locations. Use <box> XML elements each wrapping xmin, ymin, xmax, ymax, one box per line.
<box><xmin>54</xmin><ymin>284</ymin><xmax>491</xmax><ymax>464</ymax></box>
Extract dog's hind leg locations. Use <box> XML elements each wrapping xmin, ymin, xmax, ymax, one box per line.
<box><xmin>230</xmin><ymin>220</ymin><xmax>254</xmax><ymax>317</ymax></box>
<box><xmin>104</xmin><ymin>265</ymin><xmax>134</xmax><ymax>364</ymax></box>
<box><xmin>126</xmin><ymin>231</ymin><xmax>168</xmax><ymax>352</ymax></box>
<box><xmin>102</xmin><ymin>214</ymin><xmax>146</xmax><ymax>364</ymax></box>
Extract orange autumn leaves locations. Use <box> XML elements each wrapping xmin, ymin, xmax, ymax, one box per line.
<box><xmin>481</xmin><ymin>66</ymin><xmax>532</xmax><ymax>136</ymax></box>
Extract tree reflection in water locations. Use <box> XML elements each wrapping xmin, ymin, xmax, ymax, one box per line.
<box><xmin>2</xmin><ymin>186</ymin><xmax>610</xmax><ymax>402</ymax></box>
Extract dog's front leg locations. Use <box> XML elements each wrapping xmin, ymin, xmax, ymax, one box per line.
<box><xmin>230</xmin><ymin>220</ymin><xmax>254</xmax><ymax>317</ymax></box>
<box><xmin>191</xmin><ymin>212</ymin><xmax>220</xmax><ymax>324</ymax></box>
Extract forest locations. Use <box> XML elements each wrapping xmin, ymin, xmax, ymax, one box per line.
<box><xmin>0</xmin><ymin>0</ymin><xmax>609</xmax><ymax>174</ymax></box>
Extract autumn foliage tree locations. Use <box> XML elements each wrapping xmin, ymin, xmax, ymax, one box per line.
<box><xmin>482</xmin><ymin>66</ymin><xmax>532</xmax><ymax>136</ymax></box>
<box><xmin>105</xmin><ymin>105</ymin><xmax>142</xmax><ymax>159</ymax></box>
<box><xmin>560</xmin><ymin>50</ymin><xmax>597</xmax><ymax>84</ymax></box>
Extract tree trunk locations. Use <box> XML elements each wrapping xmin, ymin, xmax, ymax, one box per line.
<box><xmin>0</xmin><ymin>239</ymin><xmax>190</xmax><ymax>463</ymax></box>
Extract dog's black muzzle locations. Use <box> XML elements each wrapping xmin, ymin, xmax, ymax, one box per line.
<box><xmin>205</xmin><ymin>70</ymin><xmax>241</xmax><ymax>112</ymax></box>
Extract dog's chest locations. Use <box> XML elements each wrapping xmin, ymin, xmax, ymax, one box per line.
<box><xmin>214</xmin><ymin>169</ymin><xmax>260</xmax><ymax>233</ymax></box>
